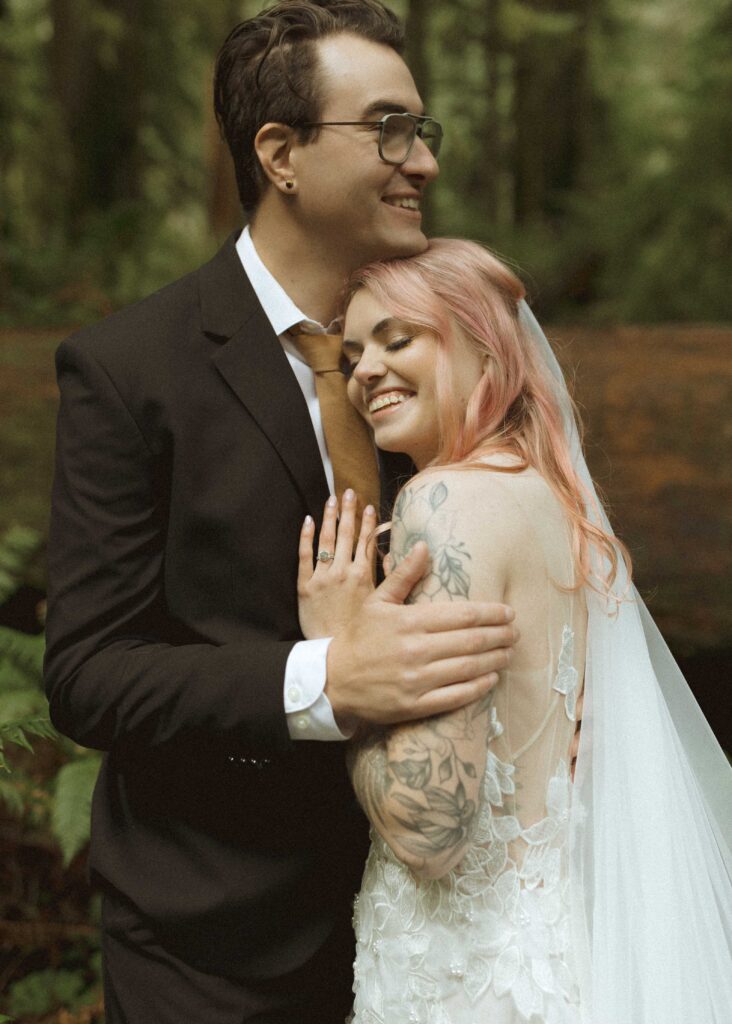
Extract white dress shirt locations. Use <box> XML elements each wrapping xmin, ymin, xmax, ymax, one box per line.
<box><xmin>235</xmin><ymin>227</ymin><xmax>350</xmax><ymax>741</ymax></box>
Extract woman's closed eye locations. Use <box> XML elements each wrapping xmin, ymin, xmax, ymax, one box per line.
<box><xmin>386</xmin><ymin>336</ymin><xmax>412</xmax><ymax>353</ymax></box>
<box><xmin>340</xmin><ymin>336</ymin><xmax>413</xmax><ymax>378</ymax></box>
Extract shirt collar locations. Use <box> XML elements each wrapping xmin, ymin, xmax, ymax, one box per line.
<box><xmin>235</xmin><ymin>226</ymin><xmax>326</xmax><ymax>337</ymax></box>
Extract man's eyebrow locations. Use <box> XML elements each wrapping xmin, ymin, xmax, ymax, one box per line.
<box><xmin>361</xmin><ymin>100</ymin><xmax>424</xmax><ymax>118</ymax></box>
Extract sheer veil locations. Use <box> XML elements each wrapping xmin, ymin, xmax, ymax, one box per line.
<box><xmin>519</xmin><ymin>303</ymin><xmax>732</xmax><ymax>1022</ymax></box>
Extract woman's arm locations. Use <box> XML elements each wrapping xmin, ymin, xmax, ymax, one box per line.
<box><xmin>348</xmin><ymin>473</ymin><xmax>513</xmax><ymax>880</ymax></box>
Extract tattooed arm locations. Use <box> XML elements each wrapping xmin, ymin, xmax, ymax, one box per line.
<box><xmin>348</xmin><ymin>473</ymin><xmax>513</xmax><ymax>880</ymax></box>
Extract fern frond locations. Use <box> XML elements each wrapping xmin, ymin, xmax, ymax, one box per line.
<box><xmin>0</xmin><ymin>775</ymin><xmax>25</xmax><ymax>816</ymax></box>
<box><xmin>0</xmin><ymin>626</ymin><xmax>45</xmax><ymax>689</ymax></box>
<box><xmin>52</xmin><ymin>756</ymin><xmax>101</xmax><ymax>865</ymax></box>
<box><xmin>0</xmin><ymin>525</ymin><xmax>43</xmax><ymax>605</ymax></box>
<box><xmin>0</xmin><ymin>715</ymin><xmax>57</xmax><ymax>770</ymax></box>
<box><xmin>0</xmin><ymin>690</ymin><xmax>48</xmax><ymax>725</ymax></box>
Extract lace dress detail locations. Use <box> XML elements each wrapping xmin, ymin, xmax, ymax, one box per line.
<box><xmin>552</xmin><ymin>626</ymin><xmax>578</xmax><ymax>723</ymax></box>
<box><xmin>350</xmin><ymin>470</ymin><xmax>587</xmax><ymax>1023</ymax></box>
<box><xmin>351</xmin><ymin>718</ymin><xmax>580</xmax><ymax>1022</ymax></box>
<box><xmin>351</xmin><ymin>632</ymin><xmax>583</xmax><ymax>1024</ymax></box>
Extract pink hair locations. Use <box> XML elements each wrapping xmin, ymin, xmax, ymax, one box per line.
<box><xmin>345</xmin><ymin>238</ymin><xmax>631</xmax><ymax>594</ymax></box>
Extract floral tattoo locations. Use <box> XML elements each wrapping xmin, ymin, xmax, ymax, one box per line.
<box><xmin>349</xmin><ymin>479</ymin><xmax>492</xmax><ymax>866</ymax></box>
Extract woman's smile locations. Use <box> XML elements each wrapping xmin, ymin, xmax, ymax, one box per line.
<box><xmin>343</xmin><ymin>286</ymin><xmax>483</xmax><ymax>468</ymax></box>
<box><xmin>367</xmin><ymin>388</ymin><xmax>416</xmax><ymax>415</ymax></box>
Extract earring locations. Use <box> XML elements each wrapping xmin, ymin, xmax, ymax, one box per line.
<box><xmin>284</xmin><ymin>180</ymin><xmax>295</xmax><ymax>191</ymax></box>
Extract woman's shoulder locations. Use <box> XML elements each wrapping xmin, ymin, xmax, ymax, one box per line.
<box><xmin>395</xmin><ymin>458</ymin><xmax>551</xmax><ymax>518</ymax></box>
<box><xmin>390</xmin><ymin>462</ymin><xmax>542</xmax><ymax>568</ymax></box>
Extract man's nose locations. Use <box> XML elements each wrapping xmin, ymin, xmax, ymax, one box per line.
<box><xmin>401</xmin><ymin>134</ymin><xmax>439</xmax><ymax>182</ymax></box>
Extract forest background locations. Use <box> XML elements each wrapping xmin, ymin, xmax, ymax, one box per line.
<box><xmin>0</xmin><ymin>0</ymin><xmax>730</xmax><ymax>1020</ymax></box>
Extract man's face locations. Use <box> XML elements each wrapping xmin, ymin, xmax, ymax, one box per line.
<box><xmin>290</xmin><ymin>33</ymin><xmax>439</xmax><ymax>269</ymax></box>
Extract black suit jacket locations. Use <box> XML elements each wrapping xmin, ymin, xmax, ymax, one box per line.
<box><xmin>44</xmin><ymin>233</ymin><xmax>412</xmax><ymax>981</ymax></box>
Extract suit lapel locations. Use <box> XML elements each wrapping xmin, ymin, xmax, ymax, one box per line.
<box><xmin>197</xmin><ymin>235</ymin><xmax>416</xmax><ymax>522</ymax></box>
<box><xmin>200</xmin><ymin>235</ymin><xmax>329</xmax><ymax>516</ymax></box>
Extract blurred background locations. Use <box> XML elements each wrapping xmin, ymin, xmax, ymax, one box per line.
<box><xmin>0</xmin><ymin>0</ymin><xmax>730</xmax><ymax>1019</ymax></box>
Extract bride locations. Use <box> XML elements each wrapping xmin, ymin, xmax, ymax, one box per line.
<box><xmin>297</xmin><ymin>239</ymin><xmax>732</xmax><ymax>1023</ymax></box>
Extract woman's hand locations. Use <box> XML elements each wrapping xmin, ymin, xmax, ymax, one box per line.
<box><xmin>297</xmin><ymin>488</ymin><xmax>378</xmax><ymax>640</ymax></box>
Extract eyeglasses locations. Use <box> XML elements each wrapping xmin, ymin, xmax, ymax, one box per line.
<box><xmin>297</xmin><ymin>112</ymin><xmax>443</xmax><ymax>165</ymax></box>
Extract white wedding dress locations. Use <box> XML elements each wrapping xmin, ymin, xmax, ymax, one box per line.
<box><xmin>351</xmin><ymin>469</ymin><xmax>588</xmax><ymax>1024</ymax></box>
<box><xmin>349</xmin><ymin>304</ymin><xmax>732</xmax><ymax>1023</ymax></box>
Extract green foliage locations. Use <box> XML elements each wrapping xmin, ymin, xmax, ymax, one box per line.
<box><xmin>7</xmin><ymin>966</ymin><xmax>94</xmax><ymax>1018</ymax></box>
<box><xmin>0</xmin><ymin>525</ymin><xmax>43</xmax><ymax>605</ymax></box>
<box><xmin>591</xmin><ymin>0</ymin><xmax>732</xmax><ymax>320</ymax></box>
<box><xmin>53</xmin><ymin>756</ymin><xmax>102</xmax><ymax>866</ymax></box>
<box><xmin>0</xmin><ymin>526</ymin><xmax>100</xmax><ymax>855</ymax></box>
<box><xmin>1</xmin><ymin>0</ymin><xmax>729</xmax><ymax>323</ymax></box>
<box><xmin>0</xmin><ymin>523</ymin><xmax>103</xmax><ymax>1017</ymax></box>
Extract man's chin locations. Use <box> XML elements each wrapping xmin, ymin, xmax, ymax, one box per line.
<box><xmin>371</xmin><ymin>230</ymin><xmax>429</xmax><ymax>263</ymax></box>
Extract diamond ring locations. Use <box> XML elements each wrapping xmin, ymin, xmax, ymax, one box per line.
<box><xmin>317</xmin><ymin>550</ymin><xmax>335</xmax><ymax>563</ymax></box>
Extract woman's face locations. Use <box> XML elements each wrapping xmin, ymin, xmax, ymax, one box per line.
<box><xmin>343</xmin><ymin>287</ymin><xmax>484</xmax><ymax>469</ymax></box>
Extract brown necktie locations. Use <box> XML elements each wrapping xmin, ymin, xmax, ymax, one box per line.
<box><xmin>291</xmin><ymin>332</ymin><xmax>381</xmax><ymax>521</ymax></box>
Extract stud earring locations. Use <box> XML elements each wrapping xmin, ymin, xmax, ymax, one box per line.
<box><xmin>284</xmin><ymin>180</ymin><xmax>295</xmax><ymax>191</ymax></box>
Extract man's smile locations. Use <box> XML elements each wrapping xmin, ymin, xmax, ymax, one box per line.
<box><xmin>382</xmin><ymin>194</ymin><xmax>421</xmax><ymax>213</ymax></box>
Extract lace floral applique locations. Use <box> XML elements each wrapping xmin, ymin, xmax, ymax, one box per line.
<box><xmin>552</xmin><ymin>624</ymin><xmax>578</xmax><ymax>722</ymax></box>
<box><xmin>351</xmin><ymin>698</ymin><xmax>581</xmax><ymax>1024</ymax></box>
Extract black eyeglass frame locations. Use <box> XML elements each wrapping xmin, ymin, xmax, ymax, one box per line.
<box><xmin>295</xmin><ymin>112</ymin><xmax>443</xmax><ymax>165</ymax></box>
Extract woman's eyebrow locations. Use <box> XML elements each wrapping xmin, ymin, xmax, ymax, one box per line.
<box><xmin>374</xmin><ymin>316</ymin><xmax>415</xmax><ymax>337</ymax></box>
<box><xmin>343</xmin><ymin>318</ymin><xmax>411</xmax><ymax>350</ymax></box>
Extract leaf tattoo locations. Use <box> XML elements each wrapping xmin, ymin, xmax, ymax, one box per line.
<box><xmin>390</xmin><ymin>480</ymin><xmax>472</xmax><ymax>604</ymax></box>
<box><xmin>347</xmin><ymin>477</ymin><xmax>493</xmax><ymax>868</ymax></box>
<box><xmin>429</xmin><ymin>481</ymin><xmax>448</xmax><ymax>510</ymax></box>
<box><xmin>393</xmin><ymin>781</ymin><xmax>476</xmax><ymax>856</ymax></box>
<box><xmin>390</xmin><ymin>757</ymin><xmax>431</xmax><ymax>789</ymax></box>
<box><xmin>438</xmin><ymin>756</ymin><xmax>453</xmax><ymax>783</ymax></box>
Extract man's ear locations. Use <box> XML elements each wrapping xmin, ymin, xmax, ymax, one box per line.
<box><xmin>254</xmin><ymin>122</ymin><xmax>298</xmax><ymax>195</ymax></box>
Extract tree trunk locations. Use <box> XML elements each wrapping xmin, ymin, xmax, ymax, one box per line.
<box><xmin>512</xmin><ymin>0</ymin><xmax>592</xmax><ymax>224</ymax></box>
<box><xmin>205</xmin><ymin>0</ymin><xmax>247</xmax><ymax>236</ymax></box>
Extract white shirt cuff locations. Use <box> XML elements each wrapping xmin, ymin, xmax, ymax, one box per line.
<box><xmin>284</xmin><ymin>638</ymin><xmax>353</xmax><ymax>741</ymax></box>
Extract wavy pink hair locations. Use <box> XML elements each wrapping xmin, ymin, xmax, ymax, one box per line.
<box><xmin>344</xmin><ymin>238</ymin><xmax>630</xmax><ymax>594</ymax></box>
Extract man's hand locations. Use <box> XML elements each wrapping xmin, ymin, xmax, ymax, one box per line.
<box><xmin>325</xmin><ymin>541</ymin><xmax>517</xmax><ymax>733</ymax></box>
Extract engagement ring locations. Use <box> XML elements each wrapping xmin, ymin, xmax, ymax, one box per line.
<box><xmin>317</xmin><ymin>550</ymin><xmax>335</xmax><ymax>562</ymax></box>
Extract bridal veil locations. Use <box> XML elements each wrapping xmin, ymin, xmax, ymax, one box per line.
<box><xmin>519</xmin><ymin>303</ymin><xmax>732</xmax><ymax>1023</ymax></box>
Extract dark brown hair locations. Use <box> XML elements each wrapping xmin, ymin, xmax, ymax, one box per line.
<box><xmin>214</xmin><ymin>0</ymin><xmax>404</xmax><ymax>215</ymax></box>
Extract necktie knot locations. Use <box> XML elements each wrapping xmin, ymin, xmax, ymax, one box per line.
<box><xmin>291</xmin><ymin>332</ymin><xmax>343</xmax><ymax>374</ymax></box>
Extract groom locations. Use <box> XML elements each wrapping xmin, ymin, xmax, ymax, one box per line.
<box><xmin>44</xmin><ymin>2</ymin><xmax>516</xmax><ymax>1021</ymax></box>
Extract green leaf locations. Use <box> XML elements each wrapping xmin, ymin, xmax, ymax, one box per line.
<box><xmin>0</xmin><ymin>776</ymin><xmax>25</xmax><ymax>816</ymax></box>
<box><xmin>0</xmin><ymin>714</ymin><xmax>56</xmax><ymax>754</ymax></box>
<box><xmin>0</xmin><ymin>724</ymin><xmax>35</xmax><ymax>753</ymax></box>
<box><xmin>0</xmin><ymin>626</ymin><xmax>45</xmax><ymax>689</ymax></box>
<box><xmin>52</xmin><ymin>756</ymin><xmax>101</xmax><ymax>865</ymax></box>
<box><xmin>0</xmin><ymin>689</ymin><xmax>47</xmax><ymax>725</ymax></box>
<box><xmin>8</xmin><ymin>968</ymin><xmax>84</xmax><ymax>1018</ymax></box>
<box><xmin>0</xmin><ymin>526</ymin><xmax>43</xmax><ymax>605</ymax></box>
